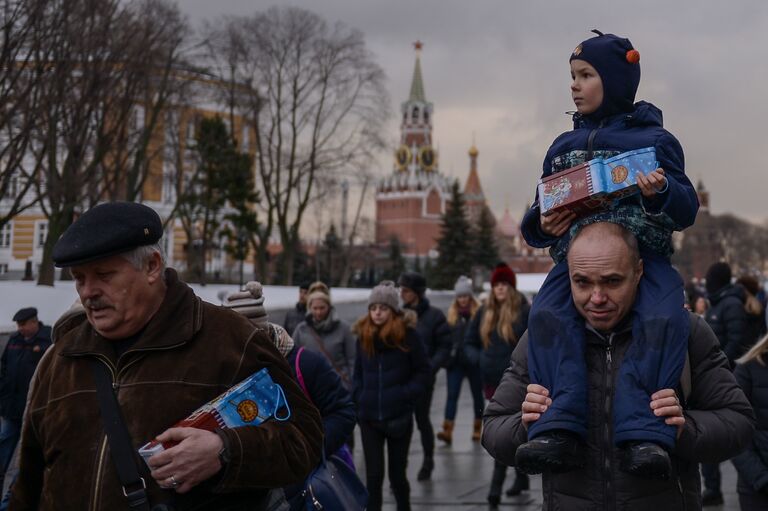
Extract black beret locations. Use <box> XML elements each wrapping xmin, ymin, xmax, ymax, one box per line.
<box><xmin>52</xmin><ymin>201</ymin><xmax>163</xmax><ymax>268</ymax></box>
<box><xmin>397</xmin><ymin>271</ymin><xmax>426</xmax><ymax>296</ymax></box>
<box><xmin>13</xmin><ymin>307</ymin><xmax>37</xmax><ymax>322</ymax></box>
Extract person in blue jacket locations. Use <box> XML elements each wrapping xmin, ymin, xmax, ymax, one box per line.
<box><xmin>352</xmin><ymin>281</ymin><xmax>431</xmax><ymax>511</ymax></box>
<box><xmin>516</xmin><ymin>30</ymin><xmax>699</xmax><ymax>480</ymax></box>
<box><xmin>0</xmin><ymin>308</ymin><xmax>51</xmax><ymax>492</ymax></box>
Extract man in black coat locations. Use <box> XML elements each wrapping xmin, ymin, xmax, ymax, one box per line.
<box><xmin>398</xmin><ymin>271</ymin><xmax>452</xmax><ymax>481</ymax></box>
<box><xmin>701</xmin><ymin>261</ymin><xmax>749</xmax><ymax>506</ymax></box>
<box><xmin>283</xmin><ymin>281</ymin><xmax>310</xmax><ymax>336</ymax></box>
<box><xmin>482</xmin><ymin>223</ymin><xmax>754</xmax><ymax>510</ymax></box>
<box><xmin>0</xmin><ymin>308</ymin><xmax>51</xmax><ymax>490</ymax></box>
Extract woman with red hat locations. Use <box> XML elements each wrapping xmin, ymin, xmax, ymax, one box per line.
<box><xmin>464</xmin><ymin>263</ymin><xmax>530</xmax><ymax>507</ymax></box>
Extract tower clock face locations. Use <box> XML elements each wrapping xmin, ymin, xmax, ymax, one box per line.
<box><xmin>395</xmin><ymin>145</ymin><xmax>411</xmax><ymax>171</ymax></box>
<box><xmin>419</xmin><ymin>146</ymin><xmax>437</xmax><ymax>172</ymax></box>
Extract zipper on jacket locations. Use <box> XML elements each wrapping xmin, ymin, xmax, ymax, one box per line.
<box><xmin>586</xmin><ymin>119</ymin><xmax>605</xmax><ymax>160</ymax></box>
<box><xmin>378</xmin><ymin>359</ymin><xmax>383</xmax><ymax>421</ymax></box>
<box><xmin>90</xmin><ymin>433</ymin><xmax>108</xmax><ymax>511</ymax></box>
<box><xmin>603</xmin><ymin>334</ymin><xmax>615</xmax><ymax>511</ymax></box>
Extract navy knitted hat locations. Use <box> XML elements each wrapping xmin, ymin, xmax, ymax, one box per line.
<box><xmin>570</xmin><ymin>30</ymin><xmax>641</xmax><ymax>118</ymax></box>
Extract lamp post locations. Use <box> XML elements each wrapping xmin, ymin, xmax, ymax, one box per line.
<box><xmin>238</xmin><ymin>227</ymin><xmax>248</xmax><ymax>289</ymax></box>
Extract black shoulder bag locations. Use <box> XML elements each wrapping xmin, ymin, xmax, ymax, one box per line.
<box><xmin>90</xmin><ymin>359</ymin><xmax>153</xmax><ymax>511</ymax></box>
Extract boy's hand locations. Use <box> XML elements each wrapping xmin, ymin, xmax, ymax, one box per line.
<box><xmin>540</xmin><ymin>210</ymin><xmax>576</xmax><ymax>237</ymax></box>
<box><xmin>650</xmin><ymin>388</ymin><xmax>685</xmax><ymax>439</ymax></box>
<box><xmin>522</xmin><ymin>384</ymin><xmax>552</xmax><ymax>429</ymax></box>
<box><xmin>637</xmin><ymin>168</ymin><xmax>668</xmax><ymax>198</ymax></box>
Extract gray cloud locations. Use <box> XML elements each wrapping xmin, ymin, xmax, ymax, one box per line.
<box><xmin>183</xmin><ymin>0</ymin><xmax>768</xmax><ymax>220</ymax></box>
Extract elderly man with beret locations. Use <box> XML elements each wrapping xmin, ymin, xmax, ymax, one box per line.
<box><xmin>10</xmin><ymin>202</ymin><xmax>323</xmax><ymax>511</ymax></box>
<box><xmin>0</xmin><ymin>308</ymin><xmax>50</xmax><ymax>494</ymax></box>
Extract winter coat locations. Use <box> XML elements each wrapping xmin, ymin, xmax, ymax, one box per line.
<box><xmin>286</xmin><ymin>346</ymin><xmax>355</xmax><ymax>456</ymax></box>
<box><xmin>292</xmin><ymin>309</ymin><xmax>356</xmax><ymax>387</ymax></box>
<box><xmin>733</xmin><ymin>360</ymin><xmax>768</xmax><ymax>508</ymax></box>
<box><xmin>283</xmin><ymin>346</ymin><xmax>356</xmax><ymax>507</ymax></box>
<box><xmin>521</xmin><ymin>101</ymin><xmax>698</xmax><ymax>262</ymax></box>
<box><xmin>404</xmin><ymin>297</ymin><xmax>453</xmax><ymax>376</ymax></box>
<box><xmin>482</xmin><ymin>313</ymin><xmax>754</xmax><ymax>511</ymax></box>
<box><xmin>464</xmin><ymin>297</ymin><xmax>530</xmax><ymax>387</ymax></box>
<box><xmin>0</xmin><ymin>324</ymin><xmax>51</xmax><ymax>420</ymax></box>
<box><xmin>283</xmin><ymin>303</ymin><xmax>306</xmax><ymax>337</ymax></box>
<box><xmin>352</xmin><ymin>327</ymin><xmax>431</xmax><ymax>422</ymax></box>
<box><xmin>11</xmin><ymin>269</ymin><xmax>323</xmax><ymax>511</ymax></box>
<box><xmin>706</xmin><ymin>283</ymin><xmax>749</xmax><ymax>364</ymax></box>
<box><xmin>446</xmin><ymin>310</ymin><xmax>474</xmax><ymax>368</ymax></box>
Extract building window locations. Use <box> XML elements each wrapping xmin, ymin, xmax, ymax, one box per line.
<box><xmin>37</xmin><ymin>221</ymin><xmax>47</xmax><ymax>248</ymax></box>
<box><xmin>412</xmin><ymin>107</ymin><xmax>419</xmax><ymax>121</ymax></box>
<box><xmin>0</xmin><ymin>223</ymin><xmax>10</xmax><ymax>248</ymax></box>
<box><xmin>241</xmin><ymin>125</ymin><xmax>250</xmax><ymax>152</ymax></box>
<box><xmin>0</xmin><ymin>264</ymin><xmax>7</xmax><ymax>274</ymax></box>
<box><xmin>186</xmin><ymin>118</ymin><xmax>196</xmax><ymax>145</ymax></box>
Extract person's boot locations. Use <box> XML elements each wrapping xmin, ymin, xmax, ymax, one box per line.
<box><xmin>619</xmin><ymin>442</ymin><xmax>671</xmax><ymax>480</ymax></box>
<box><xmin>505</xmin><ymin>470</ymin><xmax>529</xmax><ymax>496</ymax></box>
<box><xmin>417</xmin><ymin>455</ymin><xmax>434</xmax><ymax>481</ymax></box>
<box><xmin>436</xmin><ymin>420</ymin><xmax>454</xmax><ymax>446</ymax></box>
<box><xmin>514</xmin><ymin>430</ymin><xmax>587</xmax><ymax>475</ymax></box>
<box><xmin>487</xmin><ymin>460</ymin><xmax>506</xmax><ymax>507</ymax></box>
<box><xmin>701</xmin><ymin>488</ymin><xmax>724</xmax><ymax>506</ymax></box>
<box><xmin>472</xmin><ymin>418</ymin><xmax>482</xmax><ymax>442</ymax></box>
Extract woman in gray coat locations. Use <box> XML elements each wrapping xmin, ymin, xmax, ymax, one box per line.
<box><xmin>292</xmin><ymin>282</ymin><xmax>356</xmax><ymax>388</ymax></box>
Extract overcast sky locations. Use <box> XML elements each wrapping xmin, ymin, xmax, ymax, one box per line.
<box><xmin>183</xmin><ymin>0</ymin><xmax>768</xmax><ymax>224</ymax></box>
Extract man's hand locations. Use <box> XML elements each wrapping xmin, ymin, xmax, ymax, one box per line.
<box><xmin>540</xmin><ymin>210</ymin><xmax>576</xmax><ymax>237</ymax></box>
<box><xmin>148</xmin><ymin>427</ymin><xmax>224</xmax><ymax>493</ymax></box>
<box><xmin>521</xmin><ymin>384</ymin><xmax>552</xmax><ymax>429</ymax></box>
<box><xmin>637</xmin><ymin>168</ymin><xmax>668</xmax><ymax>198</ymax></box>
<box><xmin>650</xmin><ymin>389</ymin><xmax>685</xmax><ymax>439</ymax></box>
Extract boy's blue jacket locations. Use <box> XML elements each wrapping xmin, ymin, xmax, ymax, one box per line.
<box><xmin>522</xmin><ymin>101</ymin><xmax>699</xmax><ymax>255</ymax></box>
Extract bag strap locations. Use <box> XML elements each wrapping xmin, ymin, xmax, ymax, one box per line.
<box><xmin>306</xmin><ymin>327</ymin><xmax>350</xmax><ymax>386</ymax></box>
<box><xmin>294</xmin><ymin>347</ymin><xmax>311</xmax><ymax>401</ymax></box>
<box><xmin>89</xmin><ymin>359</ymin><xmax>151</xmax><ymax>511</ymax></box>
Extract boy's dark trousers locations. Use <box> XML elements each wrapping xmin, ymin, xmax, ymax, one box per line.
<box><xmin>359</xmin><ymin>417</ymin><xmax>413</xmax><ymax>511</ymax></box>
<box><xmin>526</xmin><ymin>251</ymin><xmax>689</xmax><ymax>448</ymax></box>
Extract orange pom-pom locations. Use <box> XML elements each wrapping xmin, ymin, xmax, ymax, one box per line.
<box><xmin>626</xmin><ymin>49</ymin><xmax>640</xmax><ymax>64</ymax></box>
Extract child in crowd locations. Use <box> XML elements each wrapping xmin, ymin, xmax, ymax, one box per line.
<box><xmin>516</xmin><ymin>30</ymin><xmax>699</xmax><ymax>480</ymax></box>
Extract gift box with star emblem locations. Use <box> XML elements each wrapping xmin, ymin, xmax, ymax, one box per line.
<box><xmin>538</xmin><ymin>146</ymin><xmax>658</xmax><ymax>217</ymax></box>
<box><xmin>138</xmin><ymin>367</ymin><xmax>291</xmax><ymax>466</ymax></box>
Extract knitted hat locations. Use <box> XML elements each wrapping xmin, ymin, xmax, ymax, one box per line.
<box><xmin>454</xmin><ymin>275</ymin><xmax>473</xmax><ymax>296</ymax></box>
<box><xmin>397</xmin><ymin>271</ymin><xmax>427</xmax><ymax>296</ymax></box>
<box><xmin>306</xmin><ymin>281</ymin><xmax>331</xmax><ymax>307</ymax></box>
<box><xmin>491</xmin><ymin>263</ymin><xmax>516</xmax><ymax>289</ymax></box>
<box><xmin>224</xmin><ymin>281</ymin><xmax>268</xmax><ymax>325</ymax></box>
<box><xmin>299</xmin><ymin>280</ymin><xmax>312</xmax><ymax>291</ymax></box>
<box><xmin>265</xmin><ymin>323</ymin><xmax>295</xmax><ymax>358</ymax></box>
<box><xmin>570</xmin><ymin>30</ymin><xmax>641</xmax><ymax>119</ymax></box>
<box><xmin>705</xmin><ymin>262</ymin><xmax>732</xmax><ymax>295</ymax></box>
<box><xmin>368</xmin><ymin>280</ymin><xmax>401</xmax><ymax>314</ymax></box>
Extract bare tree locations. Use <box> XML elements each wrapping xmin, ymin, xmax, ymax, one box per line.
<box><xmin>22</xmin><ymin>0</ymin><xmax>191</xmax><ymax>285</ymax></box>
<box><xmin>204</xmin><ymin>7</ymin><xmax>389</xmax><ymax>284</ymax></box>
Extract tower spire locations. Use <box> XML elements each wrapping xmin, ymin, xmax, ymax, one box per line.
<box><xmin>409</xmin><ymin>40</ymin><xmax>426</xmax><ymax>102</ymax></box>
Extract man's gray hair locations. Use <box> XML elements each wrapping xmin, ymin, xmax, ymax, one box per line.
<box><xmin>120</xmin><ymin>241</ymin><xmax>166</xmax><ymax>271</ymax></box>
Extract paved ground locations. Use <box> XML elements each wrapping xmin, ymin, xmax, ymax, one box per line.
<box><xmin>273</xmin><ymin>294</ymin><xmax>744</xmax><ymax>510</ymax></box>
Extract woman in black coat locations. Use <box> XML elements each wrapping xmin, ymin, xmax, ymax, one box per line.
<box><xmin>352</xmin><ymin>282</ymin><xmax>431</xmax><ymax>511</ymax></box>
<box><xmin>733</xmin><ymin>333</ymin><xmax>768</xmax><ymax>511</ymax></box>
<box><xmin>464</xmin><ymin>264</ymin><xmax>530</xmax><ymax>507</ymax></box>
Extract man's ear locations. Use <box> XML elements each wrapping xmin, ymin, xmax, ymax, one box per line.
<box><xmin>145</xmin><ymin>252</ymin><xmax>164</xmax><ymax>284</ymax></box>
<box><xmin>636</xmin><ymin>258</ymin><xmax>644</xmax><ymax>283</ymax></box>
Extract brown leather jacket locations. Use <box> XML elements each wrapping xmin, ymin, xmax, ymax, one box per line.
<box><xmin>11</xmin><ymin>269</ymin><xmax>323</xmax><ymax>511</ymax></box>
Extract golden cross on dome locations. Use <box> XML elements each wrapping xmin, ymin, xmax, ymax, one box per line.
<box><xmin>413</xmin><ymin>40</ymin><xmax>423</xmax><ymax>51</ymax></box>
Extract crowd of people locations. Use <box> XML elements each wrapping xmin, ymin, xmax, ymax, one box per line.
<box><xmin>0</xmin><ymin>28</ymin><xmax>767</xmax><ymax>511</ymax></box>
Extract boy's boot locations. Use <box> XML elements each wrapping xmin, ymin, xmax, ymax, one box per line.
<box><xmin>436</xmin><ymin>420</ymin><xmax>454</xmax><ymax>445</ymax></box>
<box><xmin>487</xmin><ymin>460</ymin><xmax>506</xmax><ymax>507</ymax></box>
<box><xmin>417</xmin><ymin>454</ymin><xmax>434</xmax><ymax>481</ymax></box>
<box><xmin>505</xmin><ymin>470</ymin><xmax>529</xmax><ymax>496</ymax></box>
<box><xmin>619</xmin><ymin>442</ymin><xmax>671</xmax><ymax>480</ymax></box>
<box><xmin>515</xmin><ymin>430</ymin><xmax>586</xmax><ymax>475</ymax></box>
<box><xmin>472</xmin><ymin>418</ymin><xmax>482</xmax><ymax>441</ymax></box>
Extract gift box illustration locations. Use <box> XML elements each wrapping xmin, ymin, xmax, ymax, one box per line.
<box><xmin>538</xmin><ymin>147</ymin><xmax>659</xmax><ymax>217</ymax></box>
<box><xmin>138</xmin><ymin>367</ymin><xmax>291</xmax><ymax>466</ymax></box>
